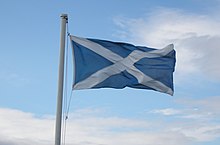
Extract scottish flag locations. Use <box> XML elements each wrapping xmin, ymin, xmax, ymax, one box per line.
<box><xmin>70</xmin><ymin>35</ymin><xmax>176</xmax><ymax>95</ymax></box>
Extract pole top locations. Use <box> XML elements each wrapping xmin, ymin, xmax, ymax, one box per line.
<box><xmin>60</xmin><ymin>14</ymin><xmax>68</xmax><ymax>19</ymax></box>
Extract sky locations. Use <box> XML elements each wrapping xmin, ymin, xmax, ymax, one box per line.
<box><xmin>0</xmin><ymin>0</ymin><xmax>220</xmax><ymax>145</ymax></box>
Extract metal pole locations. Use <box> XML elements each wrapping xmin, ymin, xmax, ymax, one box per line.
<box><xmin>55</xmin><ymin>14</ymin><xmax>68</xmax><ymax>145</ymax></box>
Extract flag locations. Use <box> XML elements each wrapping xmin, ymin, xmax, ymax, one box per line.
<box><xmin>70</xmin><ymin>35</ymin><xmax>176</xmax><ymax>95</ymax></box>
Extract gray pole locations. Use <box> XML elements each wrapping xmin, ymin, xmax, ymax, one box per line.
<box><xmin>55</xmin><ymin>14</ymin><xmax>68</xmax><ymax>145</ymax></box>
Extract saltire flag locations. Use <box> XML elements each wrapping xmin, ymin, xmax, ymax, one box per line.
<box><xmin>70</xmin><ymin>35</ymin><xmax>176</xmax><ymax>95</ymax></box>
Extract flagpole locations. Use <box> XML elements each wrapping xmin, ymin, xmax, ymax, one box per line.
<box><xmin>55</xmin><ymin>14</ymin><xmax>68</xmax><ymax>145</ymax></box>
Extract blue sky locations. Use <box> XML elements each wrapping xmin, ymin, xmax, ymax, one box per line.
<box><xmin>0</xmin><ymin>0</ymin><xmax>220</xmax><ymax>145</ymax></box>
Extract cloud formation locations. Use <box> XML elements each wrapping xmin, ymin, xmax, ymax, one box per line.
<box><xmin>113</xmin><ymin>8</ymin><xmax>220</xmax><ymax>81</ymax></box>
<box><xmin>0</xmin><ymin>108</ymin><xmax>54</xmax><ymax>145</ymax></box>
<box><xmin>150</xmin><ymin>96</ymin><xmax>220</xmax><ymax>142</ymax></box>
<box><xmin>1</xmin><ymin>99</ymin><xmax>220</xmax><ymax>145</ymax></box>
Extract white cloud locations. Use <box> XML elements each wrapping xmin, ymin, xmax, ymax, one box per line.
<box><xmin>176</xmin><ymin>96</ymin><xmax>220</xmax><ymax>116</ymax></box>
<box><xmin>0</xmin><ymin>108</ymin><xmax>54</xmax><ymax>145</ymax></box>
<box><xmin>1</xmin><ymin>106</ymin><xmax>220</xmax><ymax>145</ymax></box>
<box><xmin>148</xmin><ymin>96</ymin><xmax>220</xmax><ymax>142</ymax></box>
<box><xmin>113</xmin><ymin>8</ymin><xmax>220</xmax><ymax>81</ymax></box>
<box><xmin>152</xmin><ymin>96</ymin><xmax>220</xmax><ymax>121</ymax></box>
<box><xmin>152</xmin><ymin>107</ymin><xmax>214</xmax><ymax>121</ymax></box>
<box><xmin>170</xmin><ymin>123</ymin><xmax>220</xmax><ymax>142</ymax></box>
<box><xmin>150</xmin><ymin>108</ymin><xmax>181</xmax><ymax>116</ymax></box>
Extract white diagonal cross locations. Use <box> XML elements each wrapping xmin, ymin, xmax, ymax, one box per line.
<box><xmin>71</xmin><ymin>36</ymin><xmax>174</xmax><ymax>95</ymax></box>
